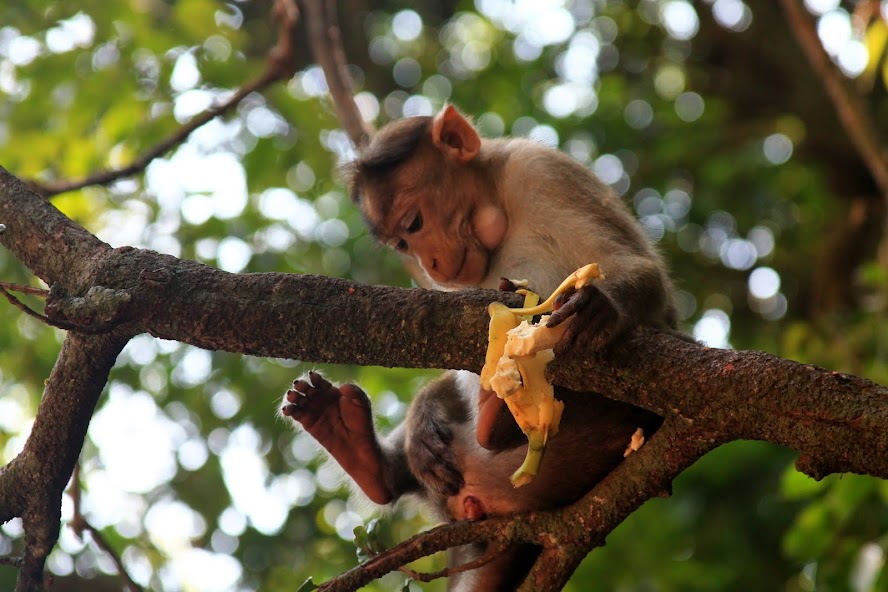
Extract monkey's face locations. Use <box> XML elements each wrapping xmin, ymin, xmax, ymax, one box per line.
<box><xmin>360</xmin><ymin>155</ymin><xmax>507</xmax><ymax>288</ymax></box>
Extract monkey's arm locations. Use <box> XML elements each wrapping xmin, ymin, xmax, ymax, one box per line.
<box><xmin>282</xmin><ymin>372</ymin><xmax>420</xmax><ymax>504</ymax></box>
<box><xmin>403</xmin><ymin>371</ymin><xmax>474</xmax><ymax>496</ymax></box>
<box><xmin>548</xmin><ymin>254</ymin><xmax>676</xmax><ymax>352</ymax></box>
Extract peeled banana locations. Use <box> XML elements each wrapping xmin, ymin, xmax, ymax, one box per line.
<box><xmin>480</xmin><ymin>263</ymin><xmax>602</xmax><ymax>487</ymax></box>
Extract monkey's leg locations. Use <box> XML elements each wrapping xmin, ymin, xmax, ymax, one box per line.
<box><xmin>282</xmin><ymin>371</ymin><xmax>399</xmax><ymax>504</ymax></box>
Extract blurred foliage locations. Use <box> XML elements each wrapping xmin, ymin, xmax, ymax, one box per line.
<box><xmin>1</xmin><ymin>0</ymin><xmax>887</xmax><ymax>590</ymax></box>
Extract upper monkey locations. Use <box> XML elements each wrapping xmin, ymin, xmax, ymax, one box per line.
<box><xmin>348</xmin><ymin>105</ymin><xmax>677</xmax><ymax>350</ymax></box>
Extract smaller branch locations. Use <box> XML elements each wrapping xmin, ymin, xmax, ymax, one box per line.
<box><xmin>779</xmin><ymin>0</ymin><xmax>888</xmax><ymax>197</ymax></box>
<box><xmin>399</xmin><ymin>543</ymin><xmax>503</xmax><ymax>583</ymax></box>
<box><xmin>28</xmin><ymin>0</ymin><xmax>302</xmax><ymax>198</ymax></box>
<box><xmin>519</xmin><ymin>548</ymin><xmax>585</xmax><ymax>592</ymax></box>
<box><xmin>303</xmin><ymin>0</ymin><xmax>373</xmax><ymax>148</ymax></box>
<box><xmin>0</xmin><ymin>282</ymin><xmax>48</xmax><ymax>297</ymax></box>
<box><xmin>69</xmin><ymin>466</ymin><xmax>142</xmax><ymax>592</ymax></box>
<box><xmin>316</xmin><ymin>518</ymin><xmax>531</xmax><ymax>592</ymax></box>
<box><xmin>0</xmin><ymin>556</ymin><xmax>23</xmax><ymax>568</ymax></box>
<box><xmin>517</xmin><ymin>419</ymin><xmax>715</xmax><ymax>590</ymax></box>
<box><xmin>0</xmin><ymin>284</ymin><xmax>116</xmax><ymax>334</ymax></box>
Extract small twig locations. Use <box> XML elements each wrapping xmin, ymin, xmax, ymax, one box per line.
<box><xmin>29</xmin><ymin>0</ymin><xmax>301</xmax><ymax>198</ymax></box>
<box><xmin>0</xmin><ymin>281</ymin><xmax>49</xmax><ymax>297</ymax></box>
<box><xmin>0</xmin><ymin>556</ymin><xmax>23</xmax><ymax>568</ymax></box>
<box><xmin>779</xmin><ymin>0</ymin><xmax>888</xmax><ymax>198</ymax></box>
<box><xmin>69</xmin><ymin>465</ymin><xmax>143</xmax><ymax>592</ymax></box>
<box><xmin>302</xmin><ymin>0</ymin><xmax>373</xmax><ymax>148</ymax></box>
<box><xmin>0</xmin><ymin>284</ymin><xmax>116</xmax><ymax>334</ymax></box>
<box><xmin>399</xmin><ymin>543</ymin><xmax>504</xmax><ymax>583</ymax></box>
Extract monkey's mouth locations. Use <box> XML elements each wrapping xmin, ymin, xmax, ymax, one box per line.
<box><xmin>452</xmin><ymin>248</ymin><xmax>469</xmax><ymax>283</ymax></box>
<box><xmin>452</xmin><ymin>248</ymin><xmax>488</xmax><ymax>287</ymax></box>
<box><xmin>433</xmin><ymin>248</ymin><xmax>471</xmax><ymax>287</ymax></box>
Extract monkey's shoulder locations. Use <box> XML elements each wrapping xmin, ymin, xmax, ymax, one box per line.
<box><xmin>482</xmin><ymin>137</ymin><xmax>615</xmax><ymax>206</ymax></box>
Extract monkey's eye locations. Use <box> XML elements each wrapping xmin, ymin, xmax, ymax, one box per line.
<box><xmin>405</xmin><ymin>213</ymin><xmax>423</xmax><ymax>234</ymax></box>
<box><xmin>394</xmin><ymin>239</ymin><xmax>408</xmax><ymax>252</ymax></box>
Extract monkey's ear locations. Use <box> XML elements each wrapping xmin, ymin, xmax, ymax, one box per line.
<box><xmin>431</xmin><ymin>105</ymin><xmax>481</xmax><ymax>163</ymax></box>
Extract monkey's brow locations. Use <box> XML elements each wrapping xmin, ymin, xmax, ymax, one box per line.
<box><xmin>359</xmin><ymin>201</ymin><xmax>395</xmax><ymax>241</ymax></box>
<box><xmin>362</xmin><ymin>185</ymin><xmax>419</xmax><ymax>240</ymax></box>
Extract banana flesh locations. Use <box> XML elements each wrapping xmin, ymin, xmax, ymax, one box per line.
<box><xmin>480</xmin><ymin>263</ymin><xmax>602</xmax><ymax>487</ymax></box>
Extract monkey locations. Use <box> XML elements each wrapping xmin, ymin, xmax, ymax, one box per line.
<box><xmin>281</xmin><ymin>105</ymin><xmax>677</xmax><ymax>590</ymax></box>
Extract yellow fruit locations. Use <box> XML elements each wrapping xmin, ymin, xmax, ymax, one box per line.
<box><xmin>481</xmin><ymin>264</ymin><xmax>601</xmax><ymax>487</ymax></box>
<box><xmin>480</xmin><ymin>302</ymin><xmax>521</xmax><ymax>391</ymax></box>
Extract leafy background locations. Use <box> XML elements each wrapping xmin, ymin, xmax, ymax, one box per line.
<box><xmin>1</xmin><ymin>0</ymin><xmax>887</xmax><ymax>590</ymax></box>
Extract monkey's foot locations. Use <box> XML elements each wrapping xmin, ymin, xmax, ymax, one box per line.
<box><xmin>282</xmin><ymin>372</ymin><xmax>393</xmax><ymax>504</ymax></box>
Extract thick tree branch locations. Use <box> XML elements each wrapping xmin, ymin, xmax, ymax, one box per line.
<box><xmin>27</xmin><ymin>0</ymin><xmax>301</xmax><ymax>198</ymax></box>
<box><xmin>2</xmin><ymin>161</ymin><xmax>888</xmax><ymax>589</ymax></box>
<box><xmin>0</xmin><ymin>167</ymin><xmax>108</xmax><ymax>287</ymax></box>
<box><xmin>779</xmin><ymin>0</ymin><xmax>888</xmax><ymax>198</ymax></box>
<box><xmin>1</xmin><ymin>332</ymin><xmax>128</xmax><ymax>592</ymax></box>
<box><xmin>3</xmin><ymin>163</ymin><xmax>888</xmax><ymax>476</ymax></box>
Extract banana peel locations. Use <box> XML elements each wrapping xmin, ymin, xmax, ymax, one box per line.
<box><xmin>480</xmin><ymin>263</ymin><xmax>602</xmax><ymax>487</ymax></box>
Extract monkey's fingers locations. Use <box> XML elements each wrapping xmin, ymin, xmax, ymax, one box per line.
<box><xmin>477</xmin><ymin>389</ymin><xmax>524</xmax><ymax>451</ymax></box>
<box><xmin>289</xmin><ymin>370</ymin><xmax>332</xmax><ymax>398</ymax></box>
<box><xmin>408</xmin><ymin>421</ymin><xmax>464</xmax><ymax>496</ymax></box>
<box><xmin>499</xmin><ymin>277</ymin><xmax>519</xmax><ymax>292</ymax></box>
<box><xmin>546</xmin><ymin>286</ymin><xmax>589</xmax><ymax>328</ymax></box>
<box><xmin>554</xmin><ymin>292</ymin><xmax>619</xmax><ymax>355</ymax></box>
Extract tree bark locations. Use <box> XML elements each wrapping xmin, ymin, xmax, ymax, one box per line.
<box><xmin>2</xmin><ymin>161</ymin><xmax>888</xmax><ymax>590</ymax></box>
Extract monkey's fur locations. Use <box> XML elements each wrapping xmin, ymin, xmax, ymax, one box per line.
<box><xmin>283</xmin><ymin>106</ymin><xmax>676</xmax><ymax>591</ymax></box>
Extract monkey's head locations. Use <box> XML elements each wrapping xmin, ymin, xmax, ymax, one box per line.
<box><xmin>347</xmin><ymin>105</ymin><xmax>508</xmax><ymax>288</ymax></box>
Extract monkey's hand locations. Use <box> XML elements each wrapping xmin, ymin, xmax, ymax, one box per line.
<box><xmin>546</xmin><ymin>284</ymin><xmax>620</xmax><ymax>355</ymax></box>
<box><xmin>477</xmin><ymin>387</ymin><xmax>524</xmax><ymax>451</ymax></box>
<box><xmin>406</xmin><ymin>412</ymin><xmax>464</xmax><ymax>498</ymax></box>
<box><xmin>281</xmin><ymin>372</ymin><xmax>394</xmax><ymax>505</ymax></box>
<box><xmin>498</xmin><ymin>277</ymin><xmax>529</xmax><ymax>292</ymax></box>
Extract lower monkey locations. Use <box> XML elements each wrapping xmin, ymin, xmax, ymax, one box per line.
<box><xmin>282</xmin><ymin>369</ymin><xmax>660</xmax><ymax>591</ymax></box>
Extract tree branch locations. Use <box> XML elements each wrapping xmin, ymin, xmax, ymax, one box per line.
<box><xmin>779</xmin><ymin>0</ymin><xmax>888</xmax><ymax>198</ymax></box>
<box><xmin>302</xmin><ymin>0</ymin><xmax>373</xmax><ymax>147</ymax></box>
<box><xmin>2</xmin><ymin>332</ymin><xmax>129</xmax><ymax>592</ymax></box>
<box><xmin>27</xmin><ymin>0</ymin><xmax>301</xmax><ymax>198</ymax></box>
<box><xmin>0</xmin><ymin>282</ymin><xmax>48</xmax><ymax>297</ymax></box>
<box><xmin>3</xmin><ymin>153</ymin><xmax>888</xmax><ymax>588</ymax></box>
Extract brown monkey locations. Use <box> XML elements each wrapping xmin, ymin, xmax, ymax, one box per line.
<box><xmin>282</xmin><ymin>105</ymin><xmax>676</xmax><ymax>590</ymax></box>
